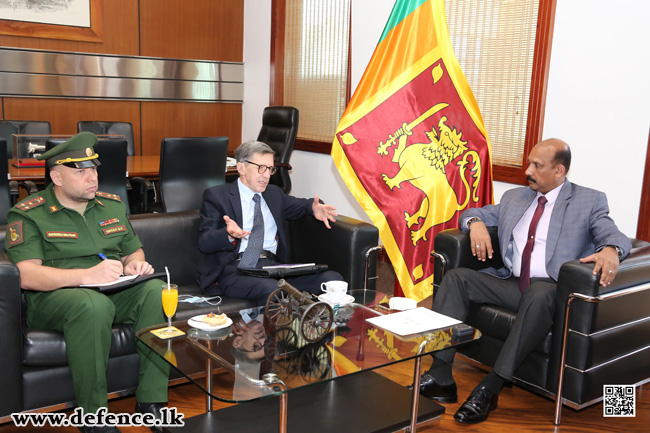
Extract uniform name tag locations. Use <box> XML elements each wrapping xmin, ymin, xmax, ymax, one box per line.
<box><xmin>102</xmin><ymin>225</ymin><xmax>127</xmax><ymax>235</ymax></box>
<box><xmin>46</xmin><ymin>231</ymin><xmax>78</xmax><ymax>239</ymax></box>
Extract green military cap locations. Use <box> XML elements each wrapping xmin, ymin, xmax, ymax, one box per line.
<box><xmin>37</xmin><ymin>132</ymin><xmax>101</xmax><ymax>168</ymax></box>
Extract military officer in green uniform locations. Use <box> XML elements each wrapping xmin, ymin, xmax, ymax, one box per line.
<box><xmin>5</xmin><ymin>132</ymin><xmax>169</xmax><ymax>433</ymax></box>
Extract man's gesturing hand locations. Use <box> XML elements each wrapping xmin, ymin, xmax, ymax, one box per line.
<box><xmin>312</xmin><ymin>195</ymin><xmax>338</xmax><ymax>229</ymax></box>
<box><xmin>223</xmin><ymin>215</ymin><xmax>251</xmax><ymax>240</ymax></box>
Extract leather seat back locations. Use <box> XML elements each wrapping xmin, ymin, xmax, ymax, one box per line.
<box><xmin>158</xmin><ymin>137</ymin><xmax>229</xmax><ymax>212</ymax></box>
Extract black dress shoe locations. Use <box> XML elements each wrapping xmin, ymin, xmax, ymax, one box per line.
<box><xmin>408</xmin><ymin>372</ymin><xmax>457</xmax><ymax>403</ymax></box>
<box><xmin>454</xmin><ymin>385</ymin><xmax>498</xmax><ymax>424</ymax></box>
<box><xmin>78</xmin><ymin>426</ymin><xmax>121</xmax><ymax>433</ymax></box>
<box><xmin>135</xmin><ymin>401</ymin><xmax>165</xmax><ymax>433</ymax></box>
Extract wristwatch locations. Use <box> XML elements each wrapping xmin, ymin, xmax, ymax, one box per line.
<box><xmin>466</xmin><ymin>217</ymin><xmax>482</xmax><ymax>229</ymax></box>
<box><xmin>610</xmin><ymin>245</ymin><xmax>623</xmax><ymax>260</ymax></box>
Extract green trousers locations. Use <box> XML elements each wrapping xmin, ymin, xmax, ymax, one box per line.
<box><xmin>26</xmin><ymin>280</ymin><xmax>171</xmax><ymax>413</ymax></box>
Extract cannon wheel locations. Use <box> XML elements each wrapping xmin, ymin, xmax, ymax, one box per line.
<box><xmin>265</xmin><ymin>288</ymin><xmax>294</xmax><ymax>327</ymax></box>
<box><xmin>299</xmin><ymin>302</ymin><xmax>333</xmax><ymax>343</ymax></box>
<box><xmin>265</xmin><ymin>327</ymin><xmax>298</xmax><ymax>362</ymax></box>
<box><xmin>299</xmin><ymin>343</ymin><xmax>332</xmax><ymax>382</ymax></box>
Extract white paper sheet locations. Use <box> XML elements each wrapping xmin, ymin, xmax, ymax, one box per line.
<box><xmin>365</xmin><ymin>307</ymin><xmax>461</xmax><ymax>336</ymax></box>
<box><xmin>80</xmin><ymin>274</ymin><xmax>140</xmax><ymax>287</ymax></box>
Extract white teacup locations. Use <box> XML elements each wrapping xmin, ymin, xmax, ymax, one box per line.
<box><xmin>321</xmin><ymin>280</ymin><xmax>348</xmax><ymax>303</ymax></box>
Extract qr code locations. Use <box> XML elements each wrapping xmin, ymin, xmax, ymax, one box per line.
<box><xmin>603</xmin><ymin>385</ymin><xmax>635</xmax><ymax>417</ymax></box>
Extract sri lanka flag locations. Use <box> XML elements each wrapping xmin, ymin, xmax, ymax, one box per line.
<box><xmin>332</xmin><ymin>0</ymin><xmax>493</xmax><ymax>302</ymax></box>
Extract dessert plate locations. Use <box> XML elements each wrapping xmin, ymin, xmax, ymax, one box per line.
<box><xmin>188</xmin><ymin>314</ymin><xmax>233</xmax><ymax>331</ymax></box>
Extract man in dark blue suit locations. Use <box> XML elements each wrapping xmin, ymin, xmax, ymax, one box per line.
<box><xmin>196</xmin><ymin>141</ymin><xmax>343</xmax><ymax>305</ymax></box>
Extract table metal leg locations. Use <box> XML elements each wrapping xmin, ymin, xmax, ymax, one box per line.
<box><xmin>408</xmin><ymin>341</ymin><xmax>428</xmax><ymax>433</ymax></box>
<box><xmin>205</xmin><ymin>340</ymin><xmax>213</xmax><ymax>412</ymax></box>
<box><xmin>279</xmin><ymin>392</ymin><xmax>288</xmax><ymax>433</ymax></box>
<box><xmin>263</xmin><ymin>373</ymin><xmax>288</xmax><ymax>433</ymax></box>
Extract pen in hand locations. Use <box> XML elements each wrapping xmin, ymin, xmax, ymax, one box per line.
<box><xmin>98</xmin><ymin>253</ymin><xmax>126</xmax><ymax>277</ymax></box>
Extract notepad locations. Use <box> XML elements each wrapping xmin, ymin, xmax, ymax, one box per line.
<box><xmin>262</xmin><ymin>263</ymin><xmax>315</xmax><ymax>270</ymax></box>
<box><xmin>77</xmin><ymin>271</ymin><xmax>167</xmax><ymax>294</ymax></box>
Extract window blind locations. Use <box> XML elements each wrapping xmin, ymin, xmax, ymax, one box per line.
<box><xmin>283</xmin><ymin>0</ymin><xmax>350</xmax><ymax>143</ymax></box>
<box><xmin>445</xmin><ymin>0</ymin><xmax>540</xmax><ymax>168</ymax></box>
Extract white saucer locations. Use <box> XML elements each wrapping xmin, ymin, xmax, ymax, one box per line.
<box><xmin>188</xmin><ymin>314</ymin><xmax>233</xmax><ymax>331</ymax></box>
<box><xmin>318</xmin><ymin>293</ymin><xmax>354</xmax><ymax>306</ymax></box>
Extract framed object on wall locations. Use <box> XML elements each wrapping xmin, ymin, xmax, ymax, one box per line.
<box><xmin>0</xmin><ymin>0</ymin><xmax>103</xmax><ymax>42</ymax></box>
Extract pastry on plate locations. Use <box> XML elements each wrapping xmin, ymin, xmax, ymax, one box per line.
<box><xmin>202</xmin><ymin>312</ymin><xmax>227</xmax><ymax>326</ymax></box>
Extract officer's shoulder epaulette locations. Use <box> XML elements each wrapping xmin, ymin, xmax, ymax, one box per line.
<box><xmin>15</xmin><ymin>195</ymin><xmax>46</xmax><ymax>212</ymax></box>
<box><xmin>95</xmin><ymin>191</ymin><xmax>122</xmax><ymax>202</ymax></box>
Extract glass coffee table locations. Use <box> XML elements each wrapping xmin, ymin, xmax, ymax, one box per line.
<box><xmin>137</xmin><ymin>286</ymin><xmax>480</xmax><ymax>433</ymax></box>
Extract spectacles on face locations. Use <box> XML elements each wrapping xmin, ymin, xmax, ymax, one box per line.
<box><xmin>245</xmin><ymin>160</ymin><xmax>278</xmax><ymax>176</ymax></box>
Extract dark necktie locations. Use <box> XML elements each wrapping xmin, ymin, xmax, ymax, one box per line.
<box><xmin>238</xmin><ymin>194</ymin><xmax>264</xmax><ymax>269</ymax></box>
<box><xmin>519</xmin><ymin>195</ymin><xmax>548</xmax><ymax>292</ymax></box>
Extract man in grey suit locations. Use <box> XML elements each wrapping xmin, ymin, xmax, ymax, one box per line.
<box><xmin>415</xmin><ymin>138</ymin><xmax>632</xmax><ymax>423</ymax></box>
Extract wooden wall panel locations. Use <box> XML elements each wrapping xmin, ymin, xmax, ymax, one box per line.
<box><xmin>2</xmin><ymin>98</ymin><xmax>142</xmax><ymax>153</ymax></box>
<box><xmin>0</xmin><ymin>1</ymin><xmax>244</xmax><ymax>159</ymax></box>
<box><xmin>139</xmin><ymin>0</ymin><xmax>244</xmax><ymax>61</ymax></box>
<box><xmin>0</xmin><ymin>0</ymin><xmax>139</xmax><ymax>55</ymax></box>
<box><xmin>140</xmin><ymin>102</ymin><xmax>242</xmax><ymax>155</ymax></box>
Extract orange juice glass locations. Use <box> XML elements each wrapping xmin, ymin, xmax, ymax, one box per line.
<box><xmin>162</xmin><ymin>283</ymin><xmax>178</xmax><ymax>333</ymax></box>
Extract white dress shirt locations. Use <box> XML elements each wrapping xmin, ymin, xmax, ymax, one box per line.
<box><xmin>237</xmin><ymin>179</ymin><xmax>278</xmax><ymax>255</ymax></box>
<box><xmin>511</xmin><ymin>182</ymin><xmax>564</xmax><ymax>278</ymax></box>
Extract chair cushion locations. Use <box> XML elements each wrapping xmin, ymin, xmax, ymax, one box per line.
<box><xmin>23</xmin><ymin>323</ymin><xmax>137</xmax><ymax>367</ymax></box>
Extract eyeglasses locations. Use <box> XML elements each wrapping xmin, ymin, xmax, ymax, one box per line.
<box><xmin>245</xmin><ymin>160</ymin><xmax>278</xmax><ymax>175</ymax></box>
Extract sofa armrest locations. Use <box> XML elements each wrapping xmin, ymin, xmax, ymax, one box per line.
<box><xmin>287</xmin><ymin>215</ymin><xmax>379</xmax><ymax>291</ymax></box>
<box><xmin>0</xmin><ymin>252</ymin><xmax>24</xmax><ymax>417</ymax></box>
<box><xmin>432</xmin><ymin>227</ymin><xmax>503</xmax><ymax>286</ymax></box>
<box><xmin>554</xmin><ymin>244</ymin><xmax>650</xmax><ymax>331</ymax></box>
<box><xmin>547</xmin><ymin>244</ymin><xmax>650</xmax><ymax>391</ymax></box>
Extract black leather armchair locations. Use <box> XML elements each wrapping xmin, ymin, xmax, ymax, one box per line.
<box><xmin>0</xmin><ymin>210</ymin><xmax>379</xmax><ymax>422</ymax></box>
<box><xmin>257</xmin><ymin>106</ymin><xmax>298</xmax><ymax>194</ymax></box>
<box><xmin>77</xmin><ymin>121</ymin><xmax>136</xmax><ymax>156</ymax></box>
<box><xmin>94</xmin><ymin>139</ymin><xmax>133</xmax><ymax>213</ymax></box>
<box><xmin>153</xmin><ymin>137</ymin><xmax>229</xmax><ymax>212</ymax></box>
<box><xmin>431</xmin><ymin>228</ymin><xmax>650</xmax><ymax>412</ymax></box>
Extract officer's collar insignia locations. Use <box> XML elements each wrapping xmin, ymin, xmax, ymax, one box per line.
<box><xmin>49</xmin><ymin>205</ymin><xmax>61</xmax><ymax>213</ymax></box>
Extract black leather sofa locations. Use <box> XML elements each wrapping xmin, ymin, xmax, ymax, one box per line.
<box><xmin>432</xmin><ymin>228</ymin><xmax>650</xmax><ymax>410</ymax></box>
<box><xmin>0</xmin><ymin>210</ymin><xmax>379</xmax><ymax>421</ymax></box>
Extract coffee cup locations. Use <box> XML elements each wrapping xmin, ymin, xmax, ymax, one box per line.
<box><xmin>321</xmin><ymin>280</ymin><xmax>348</xmax><ymax>303</ymax></box>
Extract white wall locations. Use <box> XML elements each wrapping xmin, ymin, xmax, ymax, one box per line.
<box><xmin>242</xmin><ymin>0</ymin><xmax>272</xmax><ymax>143</ymax></box>
<box><xmin>243</xmin><ymin>0</ymin><xmax>650</xmax><ymax>237</ymax></box>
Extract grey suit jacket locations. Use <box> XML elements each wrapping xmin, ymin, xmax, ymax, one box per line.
<box><xmin>461</xmin><ymin>181</ymin><xmax>632</xmax><ymax>281</ymax></box>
